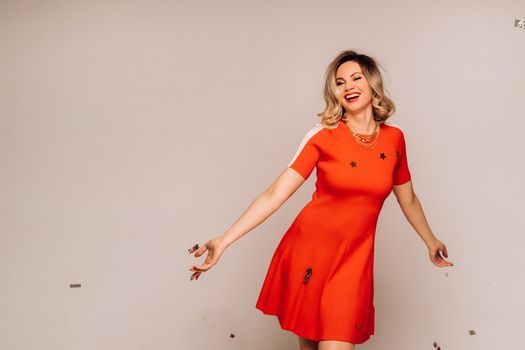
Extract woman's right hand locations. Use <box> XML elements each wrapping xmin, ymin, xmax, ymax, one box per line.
<box><xmin>189</xmin><ymin>236</ymin><xmax>228</xmax><ymax>281</ymax></box>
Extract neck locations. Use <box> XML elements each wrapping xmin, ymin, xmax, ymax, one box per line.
<box><xmin>343</xmin><ymin>110</ymin><xmax>377</xmax><ymax>134</ymax></box>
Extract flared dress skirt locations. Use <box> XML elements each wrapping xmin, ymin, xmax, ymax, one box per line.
<box><xmin>255</xmin><ymin>120</ymin><xmax>412</xmax><ymax>344</ymax></box>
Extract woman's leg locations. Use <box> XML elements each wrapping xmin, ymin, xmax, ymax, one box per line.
<box><xmin>318</xmin><ymin>340</ymin><xmax>355</xmax><ymax>350</ymax></box>
<box><xmin>298</xmin><ymin>336</ymin><xmax>319</xmax><ymax>350</ymax></box>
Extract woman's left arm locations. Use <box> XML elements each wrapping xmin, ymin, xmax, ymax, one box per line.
<box><xmin>392</xmin><ymin>180</ymin><xmax>454</xmax><ymax>268</ymax></box>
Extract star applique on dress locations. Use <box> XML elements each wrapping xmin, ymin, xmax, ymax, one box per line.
<box><xmin>303</xmin><ymin>267</ymin><xmax>313</xmax><ymax>284</ymax></box>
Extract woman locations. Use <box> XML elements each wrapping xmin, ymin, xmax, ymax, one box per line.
<box><xmin>188</xmin><ymin>49</ymin><xmax>453</xmax><ymax>350</ymax></box>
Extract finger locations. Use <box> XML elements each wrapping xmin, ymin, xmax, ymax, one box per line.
<box><xmin>194</xmin><ymin>245</ymin><xmax>208</xmax><ymax>257</ymax></box>
<box><xmin>442</xmin><ymin>245</ymin><xmax>448</xmax><ymax>258</ymax></box>
<box><xmin>193</xmin><ymin>252</ymin><xmax>215</xmax><ymax>269</ymax></box>
<box><xmin>201</xmin><ymin>250</ymin><xmax>218</xmax><ymax>267</ymax></box>
<box><xmin>431</xmin><ymin>251</ymin><xmax>444</xmax><ymax>266</ymax></box>
<box><xmin>191</xmin><ymin>270</ymin><xmax>203</xmax><ymax>279</ymax></box>
<box><xmin>192</xmin><ymin>262</ymin><xmax>213</xmax><ymax>271</ymax></box>
<box><xmin>438</xmin><ymin>257</ymin><xmax>453</xmax><ymax>267</ymax></box>
<box><xmin>441</xmin><ymin>258</ymin><xmax>453</xmax><ymax>266</ymax></box>
<box><xmin>195</xmin><ymin>244</ymin><xmax>213</xmax><ymax>260</ymax></box>
<box><xmin>189</xmin><ymin>264</ymin><xmax>208</xmax><ymax>271</ymax></box>
<box><xmin>435</xmin><ymin>258</ymin><xmax>446</xmax><ymax>267</ymax></box>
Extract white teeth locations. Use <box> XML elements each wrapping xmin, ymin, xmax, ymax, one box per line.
<box><xmin>346</xmin><ymin>93</ymin><xmax>360</xmax><ymax>100</ymax></box>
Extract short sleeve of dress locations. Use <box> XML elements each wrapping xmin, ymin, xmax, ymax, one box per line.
<box><xmin>287</xmin><ymin>124</ymin><xmax>324</xmax><ymax>180</ymax></box>
<box><xmin>393</xmin><ymin>129</ymin><xmax>412</xmax><ymax>185</ymax></box>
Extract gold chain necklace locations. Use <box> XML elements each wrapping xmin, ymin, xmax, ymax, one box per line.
<box><xmin>344</xmin><ymin>120</ymin><xmax>380</xmax><ymax>150</ymax></box>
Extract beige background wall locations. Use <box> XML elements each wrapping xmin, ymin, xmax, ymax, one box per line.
<box><xmin>1</xmin><ymin>1</ymin><xmax>524</xmax><ymax>349</ymax></box>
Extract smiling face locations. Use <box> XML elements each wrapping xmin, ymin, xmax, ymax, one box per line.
<box><xmin>335</xmin><ymin>60</ymin><xmax>373</xmax><ymax>115</ymax></box>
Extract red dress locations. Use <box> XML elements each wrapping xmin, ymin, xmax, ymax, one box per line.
<box><xmin>255</xmin><ymin>120</ymin><xmax>412</xmax><ymax>344</ymax></box>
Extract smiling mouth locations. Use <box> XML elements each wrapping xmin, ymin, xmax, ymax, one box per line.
<box><xmin>344</xmin><ymin>93</ymin><xmax>360</xmax><ymax>102</ymax></box>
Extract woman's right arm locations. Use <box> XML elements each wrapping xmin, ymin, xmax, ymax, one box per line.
<box><xmin>189</xmin><ymin>123</ymin><xmax>323</xmax><ymax>280</ymax></box>
<box><xmin>189</xmin><ymin>167</ymin><xmax>307</xmax><ymax>279</ymax></box>
<box><xmin>221</xmin><ymin>167</ymin><xmax>307</xmax><ymax>248</ymax></box>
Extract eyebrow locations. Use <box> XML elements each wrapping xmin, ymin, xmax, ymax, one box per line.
<box><xmin>336</xmin><ymin>72</ymin><xmax>362</xmax><ymax>80</ymax></box>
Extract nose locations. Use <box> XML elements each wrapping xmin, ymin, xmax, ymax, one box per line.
<box><xmin>344</xmin><ymin>81</ymin><xmax>356</xmax><ymax>91</ymax></box>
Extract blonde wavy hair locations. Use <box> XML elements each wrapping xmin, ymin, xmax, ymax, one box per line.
<box><xmin>317</xmin><ymin>50</ymin><xmax>396</xmax><ymax>127</ymax></box>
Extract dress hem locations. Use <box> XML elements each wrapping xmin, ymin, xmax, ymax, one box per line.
<box><xmin>255</xmin><ymin>305</ymin><xmax>373</xmax><ymax>345</ymax></box>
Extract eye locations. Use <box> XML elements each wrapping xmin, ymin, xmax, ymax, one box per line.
<box><xmin>336</xmin><ymin>81</ymin><xmax>343</xmax><ymax>86</ymax></box>
<box><xmin>354</xmin><ymin>77</ymin><xmax>362</xmax><ymax>80</ymax></box>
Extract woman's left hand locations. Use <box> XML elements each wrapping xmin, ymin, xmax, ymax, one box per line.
<box><xmin>427</xmin><ymin>238</ymin><xmax>454</xmax><ymax>267</ymax></box>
